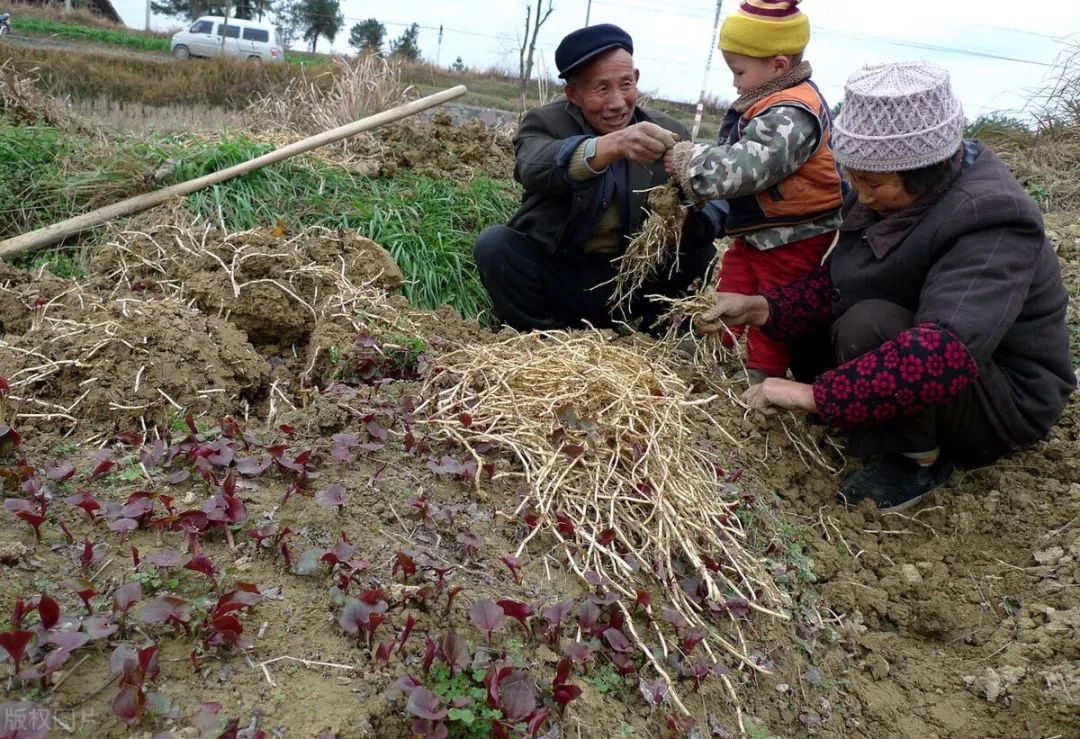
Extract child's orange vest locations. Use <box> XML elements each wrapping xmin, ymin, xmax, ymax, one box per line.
<box><xmin>720</xmin><ymin>80</ymin><xmax>843</xmax><ymax>237</ymax></box>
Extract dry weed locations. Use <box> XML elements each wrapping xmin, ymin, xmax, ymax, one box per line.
<box><xmin>245</xmin><ymin>54</ymin><xmax>410</xmax><ymax>144</ymax></box>
<box><xmin>0</xmin><ymin>58</ymin><xmax>78</xmax><ymax>127</ymax></box>
<box><xmin>422</xmin><ymin>330</ymin><xmax>787</xmax><ymax>715</ymax></box>
<box><xmin>996</xmin><ymin>40</ymin><xmax>1080</xmax><ymax>212</ymax></box>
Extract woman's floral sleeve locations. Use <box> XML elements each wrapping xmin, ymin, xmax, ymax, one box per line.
<box><xmin>759</xmin><ymin>265</ymin><xmax>834</xmax><ymax>341</ymax></box>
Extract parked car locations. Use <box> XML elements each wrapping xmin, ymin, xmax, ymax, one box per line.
<box><xmin>171</xmin><ymin>16</ymin><xmax>284</xmax><ymax>62</ymax></box>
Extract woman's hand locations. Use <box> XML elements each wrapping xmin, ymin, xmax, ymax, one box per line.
<box><xmin>697</xmin><ymin>291</ymin><xmax>770</xmax><ymax>334</ymax></box>
<box><xmin>742</xmin><ymin>378</ymin><xmax>817</xmax><ymax>416</ymax></box>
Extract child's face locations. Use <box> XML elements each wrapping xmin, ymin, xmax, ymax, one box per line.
<box><xmin>722</xmin><ymin>51</ymin><xmax>788</xmax><ymax>96</ymax></box>
<box><xmin>845</xmin><ymin>169</ymin><xmax>919</xmax><ymax>215</ymax></box>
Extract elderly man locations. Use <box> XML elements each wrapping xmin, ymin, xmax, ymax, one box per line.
<box><xmin>473</xmin><ymin>24</ymin><xmax>724</xmax><ymax>332</ymax></box>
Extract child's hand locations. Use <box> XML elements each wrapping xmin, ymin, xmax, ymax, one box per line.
<box><xmin>663</xmin><ymin>148</ymin><xmax>675</xmax><ymax>176</ymax></box>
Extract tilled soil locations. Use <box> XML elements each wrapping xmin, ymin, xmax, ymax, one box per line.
<box><xmin>0</xmin><ymin>215</ymin><xmax>1076</xmax><ymax>738</ymax></box>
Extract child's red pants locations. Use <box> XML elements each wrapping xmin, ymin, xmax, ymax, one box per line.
<box><xmin>717</xmin><ymin>231</ymin><xmax>836</xmax><ymax>377</ymax></box>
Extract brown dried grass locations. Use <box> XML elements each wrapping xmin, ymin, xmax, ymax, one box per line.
<box><xmin>244</xmin><ymin>54</ymin><xmax>410</xmax><ymax>144</ymax></box>
<box><xmin>0</xmin><ymin>58</ymin><xmax>79</xmax><ymax>127</ymax></box>
<box><xmin>994</xmin><ymin>41</ymin><xmax>1080</xmax><ymax>212</ymax></box>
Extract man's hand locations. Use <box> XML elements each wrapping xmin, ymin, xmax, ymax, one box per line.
<box><xmin>593</xmin><ymin>122</ymin><xmax>678</xmax><ymax>167</ymax></box>
<box><xmin>697</xmin><ymin>291</ymin><xmax>770</xmax><ymax>334</ymax></box>
<box><xmin>742</xmin><ymin>378</ymin><xmax>817</xmax><ymax>417</ymax></box>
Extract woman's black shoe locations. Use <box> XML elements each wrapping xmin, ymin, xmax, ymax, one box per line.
<box><xmin>836</xmin><ymin>455</ymin><xmax>955</xmax><ymax>512</ymax></box>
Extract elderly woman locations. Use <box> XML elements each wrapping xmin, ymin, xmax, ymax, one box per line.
<box><xmin>702</xmin><ymin>61</ymin><xmax>1075</xmax><ymax>511</ymax></box>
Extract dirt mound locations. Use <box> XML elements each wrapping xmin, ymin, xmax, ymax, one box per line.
<box><xmin>0</xmin><ymin>262</ymin><xmax>74</xmax><ymax>335</ymax></box>
<box><xmin>0</xmin><ymin>279</ymin><xmax>267</xmax><ymax>434</ymax></box>
<box><xmin>356</xmin><ymin>112</ymin><xmax>515</xmax><ymax>180</ymax></box>
<box><xmin>92</xmin><ymin>225</ymin><xmax>403</xmax><ymax>348</ymax></box>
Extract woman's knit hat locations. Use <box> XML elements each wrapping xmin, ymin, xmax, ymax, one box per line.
<box><xmin>832</xmin><ymin>61</ymin><xmax>965</xmax><ymax>172</ymax></box>
<box><xmin>719</xmin><ymin>0</ymin><xmax>810</xmax><ymax>58</ymax></box>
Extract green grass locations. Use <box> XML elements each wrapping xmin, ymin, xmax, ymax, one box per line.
<box><xmin>0</xmin><ymin>124</ymin><xmax>518</xmax><ymax>322</ymax></box>
<box><xmin>15</xmin><ymin>16</ymin><xmax>327</xmax><ymax>67</ymax></box>
<box><xmin>16</xmin><ymin>16</ymin><xmax>171</xmax><ymax>53</ymax></box>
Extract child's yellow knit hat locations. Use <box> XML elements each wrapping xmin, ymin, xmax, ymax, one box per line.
<box><xmin>719</xmin><ymin>0</ymin><xmax>810</xmax><ymax>58</ymax></box>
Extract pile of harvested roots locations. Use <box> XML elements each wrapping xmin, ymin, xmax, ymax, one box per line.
<box><xmin>422</xmin><ymin>330</ymin><xmax>786</xmax><ymax>713</ymax></box>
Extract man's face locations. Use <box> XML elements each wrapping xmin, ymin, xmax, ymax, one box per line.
<box><xmin>564</xmin><ymin>49</ymin><xmax>640</xmax><ymax>135</ymax></box>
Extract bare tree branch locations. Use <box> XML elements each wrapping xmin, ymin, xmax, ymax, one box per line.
<box><xmin>518</xmin><ymin>0</ymin><xmax>554</xmax><ymax>110</ymax></box>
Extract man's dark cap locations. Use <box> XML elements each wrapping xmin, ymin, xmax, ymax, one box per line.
<box><xmin>555</xmin><ymin>24</ymin><xmax>633</xmax><ymax>80</ymax></box>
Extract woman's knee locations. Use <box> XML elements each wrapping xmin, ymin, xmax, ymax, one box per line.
<box><xmin>832</xmin><ymin>300</ymin><xmax>915</xmax><ymax>362</ymax></box>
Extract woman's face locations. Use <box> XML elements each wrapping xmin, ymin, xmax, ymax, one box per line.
<box><xmin>845</xmin><ymin>169</ymin><xmax>919</xmax><ymax>215</ymax></box>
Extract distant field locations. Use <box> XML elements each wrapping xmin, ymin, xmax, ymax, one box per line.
<box><xmin>7</xmin><ymin>9</ymin><xmax>723</xmax><ymax>138</ymax></box>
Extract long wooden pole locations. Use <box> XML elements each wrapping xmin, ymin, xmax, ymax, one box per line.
<box><xmin>0</xmin><ymin>84</ymin><xmax>468</xmax><ymax>260</ymax></box>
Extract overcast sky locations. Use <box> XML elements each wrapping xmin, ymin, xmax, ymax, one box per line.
<box><xmin>113</xmin><ymin>0</ymin><xmax>1078</xmax><ymax>120</ymax></box>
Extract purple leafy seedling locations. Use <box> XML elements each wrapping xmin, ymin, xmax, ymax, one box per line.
<box><xmin>499</xmin><ymin>555</ymin><xmax>523</xmax><ymax>585</ymax></box>
<box><xmin>661</xmin><ymin>608</ymin><xmax>688</xmax><ymax>636</ymax></box>
<box><xmin>113</xmin><ymin>581</ymin><xmax>143</xmax><ymax>625</ymax></box>
<box><xmin>67</xmin><ymin>579</ymin><xmax>97</xmax><ymax>615</ymax></box>
<box><xmin>681</xmin><ymin>627</ymin><xmax>706</xmax><ymax>654</ymax></box>
<box><xmin>66</xmin><ymin>490</ymin><xmax>102</xmax><ymax>522</ymax></box>
<box><xmin>6</xmin><ymin>499</ymin><xmax>46</xmax><ymax>543</ymax></box>
<box><xmin>552</xmin><ymin>656</ymin><xmax>583</xmax><ymax>713</ymax></box>
<box><xmin>421</xmin><ymin>637</ymin><xmax>438</xmax><ymax>675</ymax></box>
<box><xmin>563</xmin><ymin>640</ymin><xmax>594</xmax><ymax>666</ymax></box>
<box><xmin>445</xmin><ymin>586</ymin><xmax>464</xmax><ymax>615</ymax></box>
<box><xmin>0</xmin><ymin>629</ymin><xmax>33</xmax><ymax>675</ymax></box>
<box><xmin>456</xmin><ymin>531</ymin><xmax>482</xmax><ymax>557</ymax></box>
<box><xmin>496</xmin><ymin>600</ymin><xmax>533</xmax><ymax>636</ymax></box>
<box><xmin>406</xmin><ymin>686</ymin><xmax>448</xmax><ymax>723</ymax></box>
<box><xmin>721</xmin><ymin>597</ymin><xmax>750</xmax><ymax>620</ymax></box>
<box><xmin>496</xmin><ymin>669</ymin><xmax>538</xmax><ymax>724</ymax></box>
<box><xmin>45</xmin><ymin>460</ymin><xmax>76</xmax><ymax>482</ymax></box>
<box><xmin>576</xmin><ymin>600</ymin><xmax>601</xmax><ymax>635</ymax></box>
<box><xmin>88</xmin><ymin>451</ymin><xmax>116</xmax><ymax>480</ymax></box>
<box><xmin>316</xmin><ymin>484</ymin><xmax>348</xmax><ymax>515</ymax></box>
<box><xmin>469</xmin><ymin>600</ymin><xmax>505</xmax><ymax>646</ymax></box>
<box><xmin>393</xmin><ymin>551</ymin><xmax>417</xmax><ymax>584</ymax></box>
<box><xmin>427</xmin><ymin>456</ymin><xmax>465</xmax><ymax>476</ymax></box>
<box><xmin>145</xmin><ymin>549</ymin><xmax>182</xmax><ymax>568</ymax></box>
<box><xmin>541</xmin><ymin>598</ymin><xmax>574</xmax><ymax>646</ymax></box>
<box><xmin>440</xmin><ymin>628</ymin><xmax>470</xmax><ymax>676</ymax></box>
<box><xmin>375</xmin><ymin>639</ymin><xmax>394</xmax><ymax>666</ymax></box>
<box><xmin>184</xmin><ymin>553</ymin><xmax>219</xmax><ymax>588</ymax></box>
<box><xmin>37</xmin><ymin>592</ymin><xmax>59</xmax><ymax>630</ymax></box>
<box><xmin>603</xmin><ymin>628</ymin><xmax>633</xmax><ymax>654</ymax></box>
<box><xmin>79</xmin><ymin>539</ymin><xmax>96</xmax><ymax>574</ymax></box>
<box><xmin>235</xmin><ymin>455</ymin><xmax>271</xmax><ymax>476</ymax></box>
<box><xmin>398</xmin><ymin>613</ymin><xmax>417</xmax><ymax>656</ymax></box>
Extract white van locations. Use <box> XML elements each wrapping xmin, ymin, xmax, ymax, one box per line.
<box><xmin>171</xmin><ymin>16</ymin><xmax>284</xmax><ymax>62</ymax></box>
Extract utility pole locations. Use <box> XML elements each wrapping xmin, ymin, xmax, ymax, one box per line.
<box><xmin>144</xmin><ymin>0</ymin><xmax>151</xmax><ymax>30</ymax></box>
<box><xmin>585</xmin><ymin>0</ymin><xmax>591</xmax><ymax>26</ymax></box>
<box><xmin>691</xmin><ymin>0</ymin><xmax>724</xmax><ymax>141</ymax></box>
<box><xmin>436</xmin><ymin>24</ymin><xmax>444</xmax><ymax>66</ymax></box>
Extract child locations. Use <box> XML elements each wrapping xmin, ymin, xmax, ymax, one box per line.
<box><xmin>664</xmin><ymin>0</ymin><xmax>842</xmax><ymax>384</ymax></box>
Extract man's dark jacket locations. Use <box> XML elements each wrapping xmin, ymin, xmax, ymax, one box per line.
<box><xmin>508</xmin><ymin>99</ymin><xmax>722</xmax><ymax>257</ymax></box>
<box><xmin>828</xmin><ymin>142</ymin><xmax>1075</xmax><ymax>447</ymax></box>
